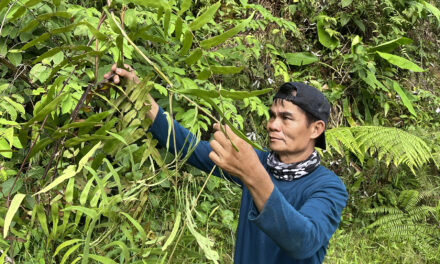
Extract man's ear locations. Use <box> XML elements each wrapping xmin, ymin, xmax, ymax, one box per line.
<box><xmin>310</xmin><ymin>120</ymin><xmax>325</xmax><ymax>140</ymax></box>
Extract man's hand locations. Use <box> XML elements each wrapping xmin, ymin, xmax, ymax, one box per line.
<box><xmin>103</xmin><ymin>63</ymin><xmax>159</xmax><ymax>121</ymax></box>
<box><xmin>103</xmin><ymin>63</ymin><xmax>140</xmax><ymax>84</ymax></box>
<box><xmin>209</xmin><ymin>123</ymin><xmax>274</xmax><ymax>212</ymax></box>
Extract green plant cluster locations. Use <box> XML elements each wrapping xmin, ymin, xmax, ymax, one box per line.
<box><xmin>0</xmin><ymin>0</ymin><xmax>439</xmax><ymax>263</ymax></box>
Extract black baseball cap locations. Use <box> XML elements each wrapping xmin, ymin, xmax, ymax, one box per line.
<box><xmin>273</xmin><ymin>82</ymin><xmax>330</xmax><ymax>149</ymax></box>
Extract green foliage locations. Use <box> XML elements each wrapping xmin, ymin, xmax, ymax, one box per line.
<box><xmin>0</xmin><ymin>0</ymin><xmax>439</xmax><ymax>263</ymax></box>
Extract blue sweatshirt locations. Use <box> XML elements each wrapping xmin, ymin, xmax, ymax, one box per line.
<box><xmin>149</xmin><ymin>107</ymin><xmax>348</xmax><ymax>264</ymax></box>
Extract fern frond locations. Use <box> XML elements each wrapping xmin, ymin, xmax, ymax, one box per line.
<box><xmin>327</xmin><ymin>126</ymin><xmax>434</xmax><ymax>174</ymax></box>
<box><xmin>325</xmin><ymin>127</ymin><xmax>363</xmax><ymax>161</ymax></box>
<box><xmin>398</xmin><ymin>189</ymin><xmax>419</xmax><ymax>211</ymax></box>
<box><xmin>367</xmin><ymin>213</ymin><xmax>406</xmax><ymax>229</ymax></box>
<box><xmin>365</xmin><ymin>206</ymin><xmax>401</xmax><ymax>215</ymax></box>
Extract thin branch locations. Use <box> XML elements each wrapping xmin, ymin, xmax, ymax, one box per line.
<box><xmin>0</xmin><ymin>56</ymin><xmax>39</xmax><ymax>89</ymax></box>
<box><xmin>0</xmin><ymin>0</ymin><xmax>19</xmax><ymax>35</ymax></box>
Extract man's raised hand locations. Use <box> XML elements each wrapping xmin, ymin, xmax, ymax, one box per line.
<box><xmin>103</xmin><ymin>63</ymin><xmax>140</xmax><ymax>84</ymax></box>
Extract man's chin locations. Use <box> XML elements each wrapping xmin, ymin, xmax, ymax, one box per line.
<box><xmin>269</xmin><ymin>143</ymin><xmax>284</xmax><ymax>152</ymax></box>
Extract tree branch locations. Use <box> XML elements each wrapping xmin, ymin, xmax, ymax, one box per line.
<box><xmin>0</xmin><ymin>56</ymin><xmax>39</xmax><ymax>89</ymax></box>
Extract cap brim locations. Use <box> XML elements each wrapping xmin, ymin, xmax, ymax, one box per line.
<box><xmin>316</xmin><ymin>131</ymin><xmax>326</xmax><ymax>150</ymax></box>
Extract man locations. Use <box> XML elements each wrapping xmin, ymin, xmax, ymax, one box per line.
<box><xmin>104</xmin><ymin>64</ymin><xmax>348</xmax><ymax>264</ymax></box>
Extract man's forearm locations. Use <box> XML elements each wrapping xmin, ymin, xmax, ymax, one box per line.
<box><xmin>145</xmin><ymin>94</ymin><xmax>160</xmax><ymax>121</ymax></box>
<box><xmin>242</xmin><ymin>165</ymin><xmax>274</xmax><ymax>212</ymax></box>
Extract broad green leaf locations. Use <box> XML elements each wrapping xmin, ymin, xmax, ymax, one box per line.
<box><xmin>25</xmin><ymin>0</ymin><xmax>43</xmax><ymax>7</ymax></box>
<box><xmin>179</xmin><ymin>30</ymin><xmax>193</xmax><ymax>56</ymax></box>
<box><xmin>7</xmin><ymin>52</ymin><xmax>22</xmax><ymax>66</ymax></box>
<box><xmin>103</xmin><ymin>158</ymin><xmax>122</xmax><ymax>193</ymax></box>
<box><xmin>376</xmin><ymin>51</ymin><xmax>424</xmax><ymax>72</ymax></box>
<box><xmin>185</xmin><ymin>48</ymin><xmax>203</xmax><ymax>65</ymax></box>
<box><xmin>38</xmin><ymin>11</ymin><xmax>71</xmax><ymax>20</ymax></box>
<box><xmin>284</xmin><ymin>52</ymin><xmax>318</xmax><ymax>66</ymax></box>
<box><xmin>29</xmin><ymin>138</ymin><xmax>53</xmax><ymax>159</ymax></box>
<box><xmin>180</xmin><ymin>88</ymin><xmax>272</xmax><ymax>100</ymax></box>
<box><xmin>367</xmin><ymin>37</ymin><xmax>413</xmax><ymax>53</ymax></box>
<box><xmin>0</xmin><ymin>83</ymin><xmax>9</xmax><ymax>92</ymax></box>
<box><xmin>0</xmin><ymin>0</ymin><xmax>11</xmax><ymax>12</ymax></box>
<box><xmin>186</xmin><ymin>202</ymin><xmax>219</xmax><ymax>263</ymax></box>
<box><xmin>80</xmin><ymin>178</ymin><xmax>94</xmax><ymax>205</ymax></box>
<box><xmin>34</xmin><ymin>165</ymin><xmax>76</xmax><ymax>195</ymax></box>
<box><xmin>84</xmin><ymin>165</ymin><xmax>108</xmax><ymax>205</ymax></box>
<box><xmin>317</xmin><ymin>18</ymin><xmax>339</xmax><ymax>50</ymax></box>
<box><xmin>103</xmin><ymin>241</ymin><xmax>130</xmax><ymax>262</ymax></box>
<box><xmin>65</xmin><ymin>178</ymin><xmax>75</xmax><ymax>203</ymax></box>
<box><xmin>174</xmin><ymin>17</ymin><xmax>183</xmax><ymax>40</ymax></box>
<box><xmin>189</xmin><ymin>1</ymin><xmax>220</xmax><ymax>31</ymax></box>
<box><xmin>341</xmin><ymin>0</ymin><xmax>352</xmax><ymax>7</ymax></box>
<box><xmin>162</xmin><ymin>211</ymin><xmax>181</xmax><ymax>251</ymax></box>
<box><xmin>3</xmin><ymin>193</ymin><xmax>25</xmax><ymax>238</ymax></box>
<box><xmin>77</xmin><ymin>142</ymin><xmax>103</xmax><ymax>173</ymax></box>
<box><xmin>50</xmin><ymin>202</ymin><xmax>59</xmax><ymax>238</ymax></box>
<box><xmin>392</xmin><ymin>81</ymin><xmax>417</xmax><ymax>117</ymax></box>
<box><xmin>21</xmin><ymin>12</ymin><xmax>72</xmax><ymax>33</ymax></box>
<box><xmin>0</xmin><ymin>119</ymin><xmax>18</xmax><ymax>126</ymax></box>
<box><xmin>21</xmin><ymin>33</ymin><xmax>50</xmax><ymax>51</ymax></box>
<box><xmin>0</xmin><ymin>247</ymin><xmax>9</xmax><ymax>264</ymax></box>
<box><xmin>164</xmin><ymin>9</ymin><xmax>171</xmax><ymax>37</ymax></box>
<box><xmin>211</xmin><ymin>66</ymin><xmax>243</xmax><ymax>74</ymax></box>
<box><xmin>33</xmin><ymin>47</ymin><xmax>62</xmax><ymax>64</ymax></box>
<box><xmin>0</xmin><ymin>138</ymin><xmax>12</xmax><ymax>158</ymax></box>
<box><xmin>36</xmin><ymin>203</ymin><xmax>49</xmax><ymax>236</ymax></box>
<box><xmin>124</xmin><ymin>8</ymin><xmax>137</xmax><ymax>29</ymax></box>
<box><xmin>197</xmin><ymin>69</ymin><xmax>211</xmax><ymax>80</ymax></box>
<box><xmin>421</xmin><ymin>0</ymin><xmax>440</xmax><ymax>22</ymax></box>
<box><xmin>10</xmin><ymin>7</ymin><xmax>26</xmax><ymax>22</ymax></box>
<box><xmin>178</xmin><ymin>0</ymin><xmax>191</xmax><ymax>15</ymax></box>
<box><xmin>120</xmin><ymin>0</ymin><xmax>170</xmax><ymax>9</ymax></box>
<box><xmin>106</xmin><ymin>131</ymin><xmax>128</xmax><ymax>145</ymax></box>
<box><xmin>88</xmin><ymin>254</ymin><xmax>117</xmax><ymax>264</ymax></box>
<box><xmin>3</xmin><ymin>127</ymin><xmax>14</xmax><ymax>147</ymax></box>
<box><xmin>3</xmin><ymin>97</ymin><xmax>25</xmax><ymax>115</ymax></box>
<box><xmin>53</xmin><ymin>239</ymin><xmax>83</xmax><ymax>258</ymax></box>
<box><xmin>63</xmin><ymin>206</ymin><xmax>97</xmax><ymax>219</ymax></box>
<box><xmin>60</xmin><ymin>243</ymin><xmax>81</xmax><ymax>264</ymax></box>
<box><xmin>65</xmin><ymin>135</ymin><xmax>112</xmax><ymax>148</ymax></box>
<box><xmin>120</xmin><ymin>212</ymin><xmax>147</xmax><ymax>242</ymax></box>
<box><xmin>200</xmin><ymin>14</ymin><xmax>252</xmax><ymax>49</ymax></box>
<box><xmin>26</xmin><ymin>93</ymin><xmax>67</xmax><ymax>125</ymax></box>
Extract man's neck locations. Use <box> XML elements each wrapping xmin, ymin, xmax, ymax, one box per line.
<box><xmin>277</xmin><ymin>147</ymin><xmax>315</xmax><ymax>164</ymax></box>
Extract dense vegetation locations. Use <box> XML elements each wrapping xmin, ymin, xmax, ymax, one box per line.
<box><xmin>0</xmin><ymin>0</ymin><xmax>439</xmax><ymax>263</ymax></box>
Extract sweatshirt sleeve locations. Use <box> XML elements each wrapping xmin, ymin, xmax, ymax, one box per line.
<box><xmin>248</xmin><ymin>178</ymin><xmax>348</xmax><ymax>259</ymax></box>
<box><xmin>148</xmin><ymin>106</ymin><xmax>242</xmax><ymax>184</ymax></box>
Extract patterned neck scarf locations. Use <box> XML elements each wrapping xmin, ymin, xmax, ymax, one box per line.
<box><xmin>266</xmin><ymin>150</ymin><xmax>320</xmax><ymax>181</ymax></box>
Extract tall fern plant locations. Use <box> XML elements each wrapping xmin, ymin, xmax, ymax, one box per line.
<box><xmin>325</xmin><ymin>126</ymin><xmax>438</xmax><ymax>174</ymax></box>
<box><xmin>365</xmin><ymin>189</ymin><xmax>440</xmax><ymax>260</ymax></box>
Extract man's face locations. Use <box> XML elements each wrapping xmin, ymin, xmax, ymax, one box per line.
<box><xmin>266</xmin><ymin>100</ymin><xmax>317</xmax><ymax>163</ymax></box>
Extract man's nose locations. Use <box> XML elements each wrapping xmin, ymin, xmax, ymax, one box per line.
<box><xmin>267</xmin><ymin>118</ymin><xmax>281</xmax><ymax>132</ymax></box>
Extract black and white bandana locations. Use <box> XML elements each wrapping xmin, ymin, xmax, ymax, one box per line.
<box><xmin>266</xmin><ymin>150</ymin><xmax>320</xmax><ymax>181</ymax></box>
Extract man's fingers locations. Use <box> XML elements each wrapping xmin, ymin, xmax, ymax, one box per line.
<box><xmin>208</xmin><ymin>150</ymin><xmax>221</xmax><ymax>165</ymax></box>
<box><xmin>124</xmin><ymin>64</ymin><xmax>133</xmax><ymax>71</ymax></box>
<box><xmin>113</xmin><ymin>74</ymin><xmax>120</xmax><ymax>84</ymax></box>
<box><xmin>213</xmin><ymin>130</ymin><xmax>227</xmax><ymax>144</ymax></box>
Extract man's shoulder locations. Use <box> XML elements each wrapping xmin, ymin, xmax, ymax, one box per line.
<box><xmin>308</xmin><ymin>166</ymin><xmax>347</xmax><ymax>191</ymax></box>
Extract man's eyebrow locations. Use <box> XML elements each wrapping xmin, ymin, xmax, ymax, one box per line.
<box><xmin>268</xmin><ymin>109</ymin><xmax>294</xmax><ymax>116</ymax></box>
